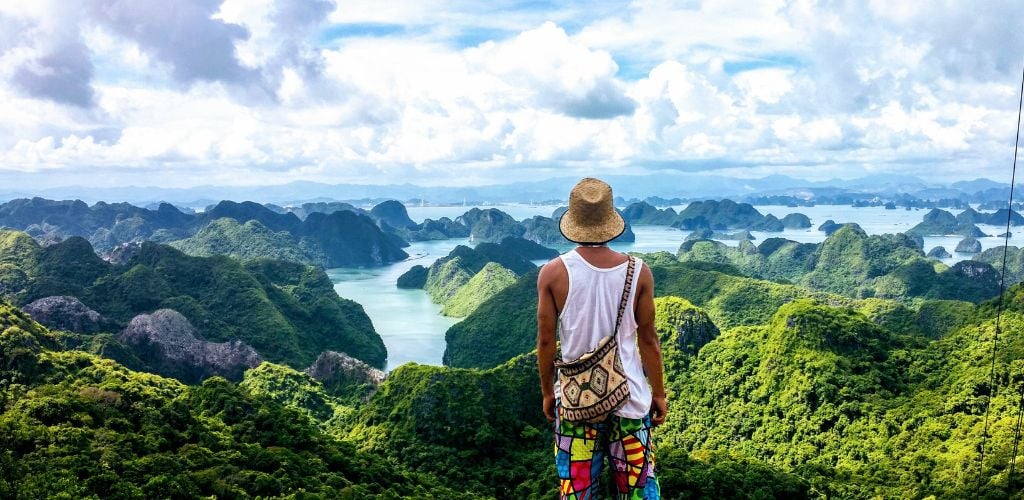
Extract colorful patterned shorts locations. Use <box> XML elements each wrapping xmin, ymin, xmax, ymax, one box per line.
<box><xmin>553</xmin><ymin>402</ymin><xmax>660</xmax><ymax>499</ymax></box>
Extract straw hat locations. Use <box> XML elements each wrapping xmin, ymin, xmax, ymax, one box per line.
<box><xmin>559</xmin><ymin>177</ymin><xmax>625</xmax><ymax>244</ymax></box>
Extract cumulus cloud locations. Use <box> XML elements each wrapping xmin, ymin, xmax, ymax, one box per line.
<box><xmin>84</xmin><ymin>0</ymin><xmax>254</xmax><ymax>84</ymax></box>
<box><xmin>273</xmin><ymin>0</ymin><xmax>333</xmax><ymax>34</ymax></box>
<box><xmin>12</xmin><ymin>38</ymin><xmax>95</xmax><ymax>107</ymax></box>
<box><xmin>466</xmin><ymin>22</ymin><xmax>635</xmax><ymax>119</ymax></box>
<box><xmin>0</xmin><ymin>0</ymin><xmax>1019</xmax><ymax>187</ymax></box>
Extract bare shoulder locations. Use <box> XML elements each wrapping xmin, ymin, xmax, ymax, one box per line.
<box><xmin>623</xmin><ymin>253</ymin><xmax>652</xmax><ymax>276</ymax></box>
<box><xmin>537</xmin><ymin>256</ymin><xmax>566</xmax><ymax>286</ymax></box>
<box><xmin>637</xmin><ymin>260</ymin><xmax>654</xmax><ymax>286</ymax></box>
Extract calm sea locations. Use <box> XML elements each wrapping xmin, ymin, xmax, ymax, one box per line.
<box><xmin>332</xmin><ymin>204</ymin><xmax>1022</xmax><ymax>370</ymax></box>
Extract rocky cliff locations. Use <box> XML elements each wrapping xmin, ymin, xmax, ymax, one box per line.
<box><xmin>119</xmin><ymin>309</ymin><xmax>263</xmax><ymax>382</ymax></box>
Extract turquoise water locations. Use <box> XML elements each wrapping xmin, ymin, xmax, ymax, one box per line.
<box><xmin>332</xmin><ymin>204</ymin><xmax>1021</xmax><ymax>370</ymax></box>
<box><xmin>328</xmin><ymin>239</ymin><xmax>468</xmax><ymax>371</ymax></box>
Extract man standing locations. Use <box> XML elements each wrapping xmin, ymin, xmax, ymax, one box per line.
<box><xmin>537</xmin><ymin>178</ymin><xmax>666</xmax><ymax>499</ymax></box>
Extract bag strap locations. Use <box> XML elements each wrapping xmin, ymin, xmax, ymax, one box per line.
<box><xmin>612</xmin><ymin>256</ymin><xmax>636</xmax><ymax>338</ymax></box>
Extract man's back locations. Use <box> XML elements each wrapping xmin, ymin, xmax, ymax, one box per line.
<box><xmin>537</xmin><ymin>245</ymin><xmax>665</xmax><ymax>421</ymax></box>
<box><xmin>535</xmin><ymin>177</ymin><xmax>666</xmax><ymax>499</ymax></box>
<box><xmin>545</xmin><ymin>248</ymin><xmax>652</xmax><ymax>419</ymax></box>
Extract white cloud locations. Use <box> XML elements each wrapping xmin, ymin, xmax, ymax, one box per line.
<box><xmin>0</xmin><ymin>0</ymin><xmax>1020</xmax><ymax>187</ymax></box>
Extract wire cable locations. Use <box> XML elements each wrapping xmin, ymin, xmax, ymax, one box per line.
<box><xmin>978</xmin><ymin>60</ymin><xmax>1023</xmax><ymax>490</ymax></box>
<box><xmin>1010</xmin><ymin>377</ymin><xmax>1024</xmax><ymax>483</ymax></box>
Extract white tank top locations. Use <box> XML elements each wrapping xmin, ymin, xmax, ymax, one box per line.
<box><xmin>554</xmin><ymin>249</ymin><xmax>652</xmax><ymax>419</ymax></box>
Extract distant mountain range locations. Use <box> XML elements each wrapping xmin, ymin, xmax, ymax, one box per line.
<box><xmin>1</xmin><ymin>174</ymin><xmax>1020</xmax><ymax>207</ymax></box>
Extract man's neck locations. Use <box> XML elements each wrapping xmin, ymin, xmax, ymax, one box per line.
<box><xmin>575</xmin><ymin>245</ymin><xmax>615</xmax><ymax>255</ymax></box>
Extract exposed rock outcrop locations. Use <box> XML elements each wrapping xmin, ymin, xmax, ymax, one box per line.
<box><xmin>305</xmin><ymin>350</ymin><xmax>386</xmax><ymax>398</ymax></box>
<box><xmin>520</xmin><ymin>216</ymin><xmax>566</xmax><ymax>246</ymax></box>
<box><xmin>927</xmin><ymin>246</ymin><xmax>952</xmax><ymax>259</ymax></box>
<box><xmin>655</xmin><ymin>296</ymin><xmax>720</xmax><ymax>357</ymax></box>
<box><xmin>457</xmin><ymin>208</ymin><xmax>524</xmax><ymax>243</ymax></box>
<box><xmin>955</xmin><ymin>237</ymin><xmax>982</xmax><ymax>254</ymax></box>
<box><xmin>370</xmin><ymin>200</ymin><xmax>417</xmax><ymax>230</ymax></box>
<box><xmin>781</xmin><ymin>213</ymin><xmax>812</xmax><ymax>229</ymax></box>
<box><xmin>23</xmin><ymin>295</ymin><xmax>105</xmax><ymax>333</ymax></box>
<box><xmin>119</xmin><ymin>309</ymin><xmax>262</xmax><ymax>382</ymax></box>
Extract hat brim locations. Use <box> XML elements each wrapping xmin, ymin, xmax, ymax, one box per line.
<box><xmin>559</xmin><ymin>210</ymin><xmax>626</xmax><ymax>244</ymax></box>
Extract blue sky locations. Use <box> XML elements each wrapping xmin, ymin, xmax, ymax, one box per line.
<box><xmin>0</xmin><ymin>0</ymin><xmax>1021</xmax><ymax>188</ymax></box>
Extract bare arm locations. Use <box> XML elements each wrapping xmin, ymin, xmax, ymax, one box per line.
<box><xmin>536</xmin><ymin>261</ymin><xmax>560</xmax><ymax>421</ymax></box>
<box><xmin>634</xmin><ymin>262</ymin><xmax>667</xmax><ymax>424</ymax></box>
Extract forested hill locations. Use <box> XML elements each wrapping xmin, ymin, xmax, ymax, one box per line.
<box><xmin>3</xmin><ymin>196</ymin><xmax>1024</xmax><ymax>497</ymax></box>
<box><xmin>3</xmin><ymin>283</ymin><xmax>1019</xmax><ymax>497</ymax></box>
<box><xmin>0</xmin><ymin>229</ymin><xmax>386</xmax><ymax>376</ymax></box>
<box><xmin>440</xmin><ymin>260</ymin><xmax>1023</xmax><ymax>496</ymax></box>
<box><xmin>0</xmin><ymin>198</ymin><xmax>408</xmax><ymax>267</ymax></box>
<box><xmin>0</xmin><ymin>302</ymin><xmax>470</xmax><ymax>498</ymax></box>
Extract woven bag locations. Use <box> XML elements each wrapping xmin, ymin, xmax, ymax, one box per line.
<box><xmin>554</xmin><ymin>255</ymin><xmax>635</xmax><ymax>423</ymax></box>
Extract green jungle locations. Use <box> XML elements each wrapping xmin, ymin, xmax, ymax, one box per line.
<box><xmin>0</xmin><ymin>197</ymin><xmax>1023</xmax><ymax>499</ymax></box>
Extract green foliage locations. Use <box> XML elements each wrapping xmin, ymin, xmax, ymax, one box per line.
<box><xmin>347</xmin><ymin>354</ymin><xmax>552</xmax><ymax>499</ymax></box>
<box><xmin>445</xmin><ymin>258</ymin><xmax>832</xmax><ymax>371</ymax></box>
<box><xmin>621</xmin><ymin>201</ymin><xmax>677</xmax><ymax>225</ymax></box>
<box><xmin>456</xmin><ymin>207</ymin><xmax>524</xmax><ymax>243</ymax></box>
<box><xmin>656</xmin><ymin>447</ymin><xmax>812</xmax><ymax>499</ymax></box>
<box><xmin>425</xmin><ymin>256</ymin><xmax>475</xmax><ymax>303</ymax></box>
<box><xmin>0</xmin><ymin>230</ymin><xmax>41</xmax><ymax>272</ymax></box>
<box><xmin>653</xmin><ymin>297</ymin><xmax>719</xmax><ymax>383</ymax></box>
<box><xmin>443</xmin><ymin>268</ymin><xmax>540</xmax><ymax>368</ymax></box>
<box><xmin>677</xmin><ymin>226</ymin><xmax>998</xmax><ymax>302</ymax></box>
<box><xmin>672</xmin><ymin>199</ymin><xmax>766</xmax><ymax>230</ymax></box>
<box><xmin>396</xmin><ymin>264</ymin><xmax>428</xmax><ymax>288</ymax></box>
<box><xmin>0</xmin><ymin>305</ymin><xmax>469</xmax><ymax>499</ymax></box>
<box><xmin>914</xmin><ymin>300</ymin><xmax>976</xmax><ymax>339</ymax></box>
<box><xmin>906</xmin><ymin>208</ymin><xmax>986</xmax><ymax>237</ymax></box>
<box><xmin>442</xmin><ymin>262</ymin><xmax>517</xmax><ymax>317</ymax></box>
<box><xmin>653</xmin><ymin>259</ymin><xmax>829</xmax><ymax>330</ymax></box>
<box><xmin>239</xmin><ymin>362</ymin><xmax>354</xmax><ymax>430</ymax></box>
<box><xmin>976</xmin><ymin>245</ymin><xmax>1024</xmax><ymax>285</ymax></box>
<box><xmin>411</xmin><ymin>239</ymin><xmax>547</xmax><ymax>317</ymax></box>
<box><xmin>658</xmin><ymin>297</ymin><xmax>1023</xmax><ymax>498</ymax></box>
<box><xmin>0</xmin><ymin>232</ymin><xmax>386</xmax><ymax>370</ymax></box>
<box><xmin>170</xmin><ymin>218</ymin><xmax>319</xmax><ymax>265</ymax></box>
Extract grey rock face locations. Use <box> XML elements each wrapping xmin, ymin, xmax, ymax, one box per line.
<box><xmin>927</xmin><ymin>246</ymin><xmax>952</xmax><ymax>259</ymax></box>
<box><xmin>119</xmin><ymin>309</ymin><xmax>262</xmax><ymax>381</ymax></box>
<box><xmin>955</xmin><ymin>237</ymin><xmax>982</xmax><ymax>254</ymax></box>
<box><xmin>457</xmin><ymin>208</ymin><xmax>524</xmax><ymax>243</ymax></box>
<box><xmin>520</xmin><ymin>216</ymin><xmax>565</xmax><ymax>246</ymax></box>
<box><xmin>305</xmin><ymin>350</ymin><xmax>385</xmax><ymax>391</ymax></box>
<box><xmin>781</xmin><ymin>213</ymin><xmax>812</xmax><ymax>229</ymax></box>
<box><xmin>370</xmin><ymin>200</ymin><xmax>417</xmax><ymax>229</ymax></box>
<box><xmin>23</xmin><ymin>296</ymin><xmax>104</xmax><ymax>333</ymax></box>
<box><xmin>103</xmin><ymin>241</ymin><xmax>144</xmax><ymax>264</ymax></box>
<box><xmin>672</xmin><ymin>307</ymin><xmax>720</xmax><ymax>356</ymax></box>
